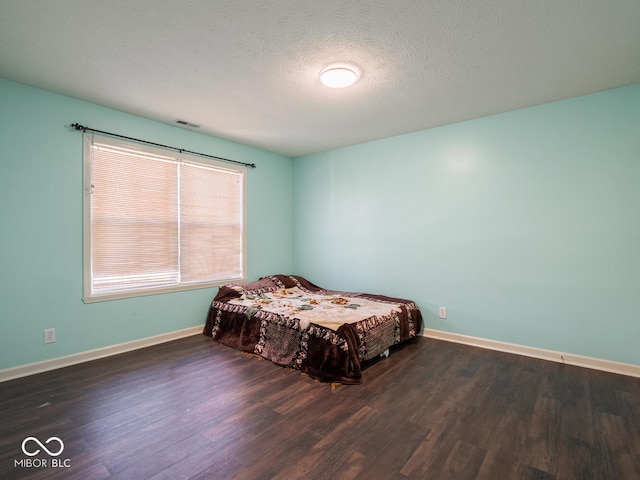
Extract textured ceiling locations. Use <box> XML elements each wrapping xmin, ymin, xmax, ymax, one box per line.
<box><xmin>1</xmin><ymin>0</ymin><xmax>639</xmax><ymax>157</ymax></box>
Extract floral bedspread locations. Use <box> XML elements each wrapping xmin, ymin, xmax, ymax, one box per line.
<box><xmin>203</xmin><ymin>274</ymin><xmax>423</xmax><ymax>384</ymax></box>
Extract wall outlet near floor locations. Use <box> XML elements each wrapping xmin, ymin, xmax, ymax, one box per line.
<box><xmin>44</xmin><ymin>328</ymin><xmax>56</xmax><ymax>344</ymax></box>
<box><xmin>438</xmin><ymin>307</ymin><xmax>447</xmax><ymax>319</ymax></box>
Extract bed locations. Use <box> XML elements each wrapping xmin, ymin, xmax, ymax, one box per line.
<box><xmin>203</xmin><ymin>274</ymin><xmax>423</xmax><ymax>384</ymax></box>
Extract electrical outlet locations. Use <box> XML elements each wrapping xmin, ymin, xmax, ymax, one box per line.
<box><xmin>438</xmin><ymin>307</ymin><xmax>447</xmax><ymax>319</ymax></box>
<box><xmin>44</xmin><ymin>328</ymin><xmax>56</xmax><ymax>344</ymax></box>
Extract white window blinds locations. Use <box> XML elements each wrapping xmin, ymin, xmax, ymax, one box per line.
<box><xmin>83</xmin><ymin>133</ymin><xmax>245</xmax><ymax>302</ymax></box>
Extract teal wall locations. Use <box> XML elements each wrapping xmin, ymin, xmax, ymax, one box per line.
<box><xmin>0</xmin><ymin>79</ymin><xmax>293</xmax><ymax>370</ymax></box>
<box><xmin>293</xmin><ymin>85</ymin><xmax>640</xmax><ymax>366</ymax></box>
<box><xmin>3</xmin><ymin>78</ymin><xmax>639</xmax><ymax>372</ymax></box>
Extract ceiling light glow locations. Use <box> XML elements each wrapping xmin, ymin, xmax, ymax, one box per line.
<box><xmin>320</xmin><ymin>67</ymin><xmax>358</xmax><ymax>88</ymax></box>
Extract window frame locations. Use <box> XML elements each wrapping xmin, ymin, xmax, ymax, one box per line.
<box><xmin>82</xmin><ymin>133</ymin><xmax>247</xmax><ymax>303</ymax></box>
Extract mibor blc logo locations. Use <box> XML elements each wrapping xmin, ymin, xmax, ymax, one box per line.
<box><xmin>14</xmin><ymin>436</ymin><xmax>71</xmax><ymax>469</ymax></box>
<box><xmin>22</xmin><ymin>437</ymin><xmax>64</xmax><ymax>456</ymax></box>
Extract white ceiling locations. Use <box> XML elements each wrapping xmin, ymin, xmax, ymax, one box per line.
<box><xmin>1</xmin><ymin>0</ymin><xmax>639</xmax><ymax>158</ymax></box>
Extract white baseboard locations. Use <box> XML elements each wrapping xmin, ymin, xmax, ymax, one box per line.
<box><xmin>0</xmin><ymin>326</ymin><xmax>203</xmax><ymax>383</ymax></box>
<box><xmin>423</xmin><ymin>328</ymin><xmax>640</xmax><ymax>378</ymax></box>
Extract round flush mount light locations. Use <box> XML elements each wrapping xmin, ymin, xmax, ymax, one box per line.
<box><xmin>320</xmin><ymin>66</ymin><xmax>359</xmax><ymax>88</ymax></box>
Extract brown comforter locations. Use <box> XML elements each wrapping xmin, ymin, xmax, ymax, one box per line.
<box><xmin>203</xmin><ymin>275</ymin><xmax>423</xmax><ymax>384</ymax></box>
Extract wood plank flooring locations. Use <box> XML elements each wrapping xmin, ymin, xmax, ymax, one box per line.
<box><xmin>1</xmin><ymin>334</ymin><xmax>639</xmax><ymax>479</ymax></box>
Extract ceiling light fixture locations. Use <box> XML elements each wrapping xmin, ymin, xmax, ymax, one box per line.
<box><xmin>320</xmin><ymin>66</ymin><xmax>359</xmax><ymax>88</ymax></box>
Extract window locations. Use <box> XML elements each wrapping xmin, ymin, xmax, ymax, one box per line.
<box><xmin>83</xmin><ymin>133</ymin><xmax>246</xmax><ymax>302</ymax></box>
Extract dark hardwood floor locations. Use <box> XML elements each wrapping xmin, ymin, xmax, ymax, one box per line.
<box><xmin>1</xmin><ymin>334</ymin><xmax>639</xmax><ymax>480</ymax></box>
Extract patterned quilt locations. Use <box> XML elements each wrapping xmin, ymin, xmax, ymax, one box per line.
<box><xmin>203</xmin><ymin>275</ymin><xmax>423</xmax><ymax>384</ymax></box>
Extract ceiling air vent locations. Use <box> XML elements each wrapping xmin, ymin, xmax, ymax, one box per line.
<box><xmin>174</xmin><ymin>119</ymin><xmax>201</xmax><ymax>128</ymax></box>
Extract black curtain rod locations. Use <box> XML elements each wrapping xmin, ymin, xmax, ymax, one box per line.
<box><xmin>69</xmin><ymin>123</ymin><xmax>256</xmax><ymax>169</ymax></box>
